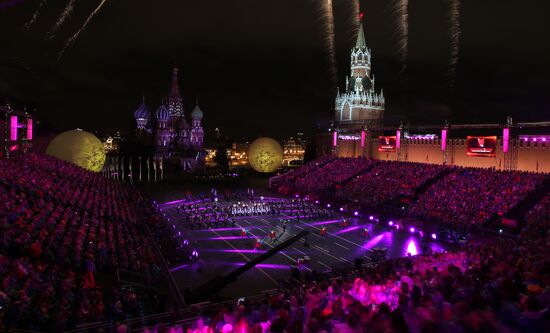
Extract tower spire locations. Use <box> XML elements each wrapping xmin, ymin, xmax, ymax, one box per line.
<box><xmin>355</xmin><ymin>13</ymin><xmax>366</xmax><ymax>49</ymax></box>
<box><xmin>170</xmin><ymin>67</ymin><xmax>181</xmax><ymax>99</ymax></box>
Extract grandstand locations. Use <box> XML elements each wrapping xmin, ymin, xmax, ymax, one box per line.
<box><xmin>1</xmin><ymin>154</ymin><xmax>549</xmax><ymax>332</ymax></box>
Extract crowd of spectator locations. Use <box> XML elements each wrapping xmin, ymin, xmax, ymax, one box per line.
<box><xmin>151</xmin><ymin>219</ymin><xmax>549</xmax><ymax>333</ymax></box>
<box><xmin>0</xmin><ymin>154</ymin><xmax>169</xmax><ymax>331</ymax></box>
<box><xmin>408</xmin><ymin>168</ymin><xmax>544</xmax><ymax>227</ymax></box>
<box><xmin>525</xmin><ymin>194</ymin><xmax>550</xmax><ymax>226</ymax></box>
<box><xmin>293</xmin><ymin>158</ymin><xmax>375</xmax><ymax>193</ymax></box>
<box><xmin>275</xmin><ymin>158</ymin><xmax>545</xmax><ymax>227</ymax></box>
<box><xmin>335</xmin><ymin>162</ymin><xmax>446</xmax><ymax>209</ymax></box>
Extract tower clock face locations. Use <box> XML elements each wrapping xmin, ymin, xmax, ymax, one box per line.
<box><xmin>355</xmin><ymin>77</ymin><xmax>363</xmax><ymax>92</ymax></box>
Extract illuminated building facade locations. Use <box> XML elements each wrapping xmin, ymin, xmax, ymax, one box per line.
<box><xmin>0</xmin><ymin>102</ymin><xmax>33</xmax><ymax>157</ymax></box>
<box><xmin>283</xmin><ymin>135</ymin><xmax>307</xmax><ymax>167</ymax></box>
<box><xmin>229</xmin><ymin>142</ymin><xmax>249</xmax><ymax>168</ymax></box>
<box><xmin>133</xmin><ymin>67</ymin><xmax>205</xmax><ymax>170</ymax></box>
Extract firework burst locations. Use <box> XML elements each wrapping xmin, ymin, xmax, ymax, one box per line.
<box><xmin>23</xmin><ymin>0</ymin><xmax>48</xmax><ymax>30</ymax></box>
<box><xmin>391</xmin><ymin>0</ymin><xmax>408</xmax><ymax>75</ymax></box>
<box><xmin>47</xmin><ymin>0</ymin><xmax>77</xmax><ymax>40</ymax></box>
<box><xmin>57</xmin><ymin>0</ymin><xmax>110</xmax><ymax>60</ymax></box>
<box><xmin>448</xmin><ymin>0</ymin><xmax>461</xmax><ymax>87</ymax></box>
<box><xmin>318</xmin><ymin>0</ymin><xmax>337</xmax><ymax>91</ymax></box>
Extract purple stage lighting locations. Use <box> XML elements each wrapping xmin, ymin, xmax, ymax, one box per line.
<box><xmin>369</xmin><ymin>215</ymin><xmax>374</xmax><ymax>221</ymax></box>
<box><xmin>388</xmin><ymin>221</ymin><xmax>394</xmax><ymax>226</ymax></box>
<box><xmin>327</xmin><ymin>204</ymin><xmax>331</xmax><ymax>208</ymax></box>
<box><xmin>431</xmin><ymin>233</ymin><xmax>437</xmax><ymax>240</ymax></box>
<box><xmin>339</xmin><ymin>207</ymin><xmax>344</xmax><ymax>212</ymax></box>
<box><xmin>354</xmin><ymin>211</ymin><xmax>359</xmax><ymax>216</ymax></box>
<box><xmin>409</xmin><ymin>227</ymin><xmax>415</xmax><ymax>233</ymax></box>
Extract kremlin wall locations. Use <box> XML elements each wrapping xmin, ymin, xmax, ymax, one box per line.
<box><xmin>317</xmin><ymin>133</ymin><xmax>550</xmax><ymax>173</ymax></box>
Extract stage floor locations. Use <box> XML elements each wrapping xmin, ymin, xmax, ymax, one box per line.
<box><xmin>157</xmin><ymin>197</ymin><xmax>451</xmax><ymax>301</ymax></box>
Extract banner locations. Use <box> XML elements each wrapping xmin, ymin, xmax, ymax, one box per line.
<box><xmin>378</xmin><ymin>136</ymin><xmax>396</xmax><ymax>152</ymax></box>
<box><xmin>466</xmin><ymin>136</ymin><xmax>497</xmax><ymax>157</ymax></box>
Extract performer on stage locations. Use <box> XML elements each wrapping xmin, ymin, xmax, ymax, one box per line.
<box><xmin>269</xmin><ymin>230</ymin><xmax>277</xmax><ymax>243</ymax></box>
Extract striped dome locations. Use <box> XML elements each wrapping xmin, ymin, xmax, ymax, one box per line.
<box><xmin>156</xmin><ymin>105</ymin><xmax>170</xmax><ymax>121</ymax></box>
<box><xmin>134</xmin><ymin>101</ymin><xmax>150</xmax><ymax>120</ymax></box>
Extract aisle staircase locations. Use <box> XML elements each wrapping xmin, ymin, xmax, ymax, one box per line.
<box><xmin>412</xmin><ymin>168</ymin><xmax>454</xmax><ymax>197</ymax></box>
<box><xmin>505</xmin><ymin>177</ymin><xmax>550</xmax><ymax>222</ymax></box>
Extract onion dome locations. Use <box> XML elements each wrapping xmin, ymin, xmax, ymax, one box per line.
<box><xmin>191</xmin><ymin>104</ymin><xmax>203</xmax><ymax>119</ymax></box>
<box><xmin>134</xmin><ymin>101</ymin><xmax>150</xmax><ymax>120</ymax></box>
<box><xmin>156</xmin><ymin>105</ymin><xmax>169</xmax><ymax>121</ymax></box>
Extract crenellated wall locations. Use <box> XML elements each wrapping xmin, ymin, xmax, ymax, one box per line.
<box><xmin>316</xmin><ymin>133</ymin><xmax>550</xmax><ymax>173</ymax></box>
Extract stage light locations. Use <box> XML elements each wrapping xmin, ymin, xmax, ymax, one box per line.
<box><xmin>369</xmin><ymin>215</ymin><xmax>374</xmax><ymax>221</ymax></box>
<box><xmin>499</xmin><ymin>229</ymin><xmax>503</xmax><ymax>233</ymax></box>
<box><xmin>354</xmin><ymin>211</ymin><xmax>359</xmax><ymax>216</ymax></box>
<box><xmin>388</xmin><ymin>221</ymin><xmax>394</xmax><ymax>226</ymax></box>
<box><xmin>431</xmin><ymin>233</ymin><xmax>437</xmax><ymax>240</ymax></box>
<box><xmin>315</xmin><ymin>200</ymin><xmax>319</xmax><ymax>204</ymax></box>
<box><xmin>339</xmin><ymin>207</ymin><xmax>344</xmax><ymax>212</ymax></box>
<box><xmin>409</xmin><ymin>227</ymin><xmax>415</xmax><ymax>233</ymax></box>
<box><xmin>260</xmin><ymin>196</ymin><xmax>264</xmax><ymax>200</ymax></box>
<box><xmin>419</xmin><ymin>231</ymin><xmax>424</xmax><ymax>237</ymax></box>
<box><xmin>178</xmin><ymin>231</ymin><xmax>181</xmax><ymax>236</ymax></box>
<box><xmin>327</xmin><ymin>204</ymin><xmax>331</xmax><ymax>208</ymax></box>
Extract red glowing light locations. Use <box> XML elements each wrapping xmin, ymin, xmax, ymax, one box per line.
<box><xmin>360</xmin><ymin>12</ymin><xmax>364</xmax><ymax>19</ymax></box>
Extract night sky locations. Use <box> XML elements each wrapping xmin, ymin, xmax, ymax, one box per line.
<box><xmin>1</xmin><ymin>0</ymin><xmax>549</xmax><ymax>140</ymax></box>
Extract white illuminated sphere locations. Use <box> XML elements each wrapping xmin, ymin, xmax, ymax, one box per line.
<box><xmin>247</xmin><ymin>137</ymin><xmax>283</xmax><ymax>173</ymax></box>
<box><xmin>46</xmin><ymin>130</ymin><xmax>106</xmax><ymax>172</ymax></box>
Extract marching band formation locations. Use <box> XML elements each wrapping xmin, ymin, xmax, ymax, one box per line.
<box><xmin>176</xmin><ymin>197</ymin><xmax>333</xmax><ymax>229</ymax></box>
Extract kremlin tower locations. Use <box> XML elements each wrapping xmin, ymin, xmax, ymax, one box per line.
<box><xmin>334</xmin><ymin>14</ymin><xmax>385</xmax><ymax>131</ymax></box>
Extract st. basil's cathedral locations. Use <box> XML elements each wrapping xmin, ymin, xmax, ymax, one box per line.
<box><xmin>133</xmin><ymin>67</ymin><xmax>205</xmax><ymax>170</ymax></box>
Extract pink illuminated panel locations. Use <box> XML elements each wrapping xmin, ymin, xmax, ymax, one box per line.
<box><xmin>332</xmin><ymin>131</ymin><xmax>338</xmax><ymax>147</ymax></box>
<box><xmin>441</xmin><ymin>129</ymin><xmax>447</xmax><ymax>151</ymax></box>
<box><xmin>360</xmin><ymin>130</ymin><xmax>366</xmax><ymax>148</ymax></box>
<box><xmin>503</xmin><ymin>128</ymin><xmax>509</xmax><ymax>153</ymax></box>
<box><xmin>27</xmin><ymin>118</ymin><xmax>33</xmax><ymax>140</ymax></box>
<box><xmin>396</xmin><ymin>130</ymin><xmax>401</xmax><ymax>149</ymax></box>
<box><xmin>10</xmin><ymin>115</ymin><xmax>18</xmax><ymax>141</ymax></box>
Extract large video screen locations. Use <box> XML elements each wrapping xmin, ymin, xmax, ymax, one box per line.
<box><xmin>378</xmin><ymin>136</ymin><xmax>396</xmax><ymax>152</ymax></box>
<box><xmin>466</xmin><ymin>136</ymin><xmax>497</xmax><ymax>157</ymax></box>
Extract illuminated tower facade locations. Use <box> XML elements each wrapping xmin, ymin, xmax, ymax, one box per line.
<box><xmin>335</xmin><ymin>15</ymin><xmax>385</xmax><ymax>130</ymax></box>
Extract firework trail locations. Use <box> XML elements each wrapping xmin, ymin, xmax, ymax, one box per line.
<box><xmin>23</xmin><ymin>0</ymin><xmax>48</xmax><ymax>30</ymax></box>
<box><xmin>448</xmin><ymin>0</ymin><xmax>460</xmax><ymax>87</ymax></box>
<box><xmin>392</xmin><ymin>0</ymin><xmax>408</xmax><ymax>74</ymax></box>
<box><xmin>47</xmin><ymin>0</ymin><xmax>77</xmax><ymax>40</ymax></box>
<box><xmin>320</xmin><ymin>0</ymin><xmax>337</xmax><ymax>91</ymax></box>
<box><xmin>58</xmin><ymin>0</ymin><xmax>109</xmax><ymax>60</ymax></box>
